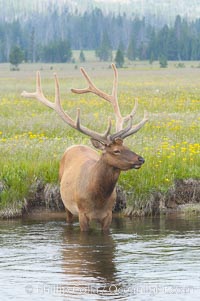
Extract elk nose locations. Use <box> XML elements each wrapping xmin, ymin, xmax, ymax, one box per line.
<box><xmin>138</xmin><ymin>156</ymin><xmax>145</xmax><ymax>164</ymax></box>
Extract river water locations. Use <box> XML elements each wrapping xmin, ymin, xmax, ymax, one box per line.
<box><xmin>0</xmin><ymin>213</ymin><xmax>200</xmax><ymax>301</ymax></box>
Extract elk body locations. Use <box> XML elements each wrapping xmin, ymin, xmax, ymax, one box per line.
<box><xmin>22</xmin><ymin>64</ymin><xmax>148</xmax><ymax>232</ymax></box>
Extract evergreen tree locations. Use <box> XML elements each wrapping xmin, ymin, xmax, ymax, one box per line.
<box><xmin>179</xmin><ymin>20</ymin><xmax>191</xmax><ymax>60</ymax></box>
<box><xmin>149</xmin><ymin>52</ymin><xmax>154</xmax><ymax>64</ymax></box>
<box><xmin>115</xmin><ymin>48</ymin><xmax>124</xmax><ymax>68</ymax></box>
<box><xmin>138</xmin><ymin>42</ymin><xmax>147</xmax><ymax>60</ymax></box>
<box><xmin>127</xmin><ymin>36</ymin><xmax>136</xmax><ymax>60</ymax></box>
<box><xmin>157</xmin><ymin>25</ymin><xmax>169</xmax><ymax>59</ymax></box>
<box><xmin>174</xmin><ymin>15</ymin><xmax>182</xmax><ymax>60</ymax></box>
<box><xmin>191</xmin><ymin>38</ymin><xmax>200</xmax><ymax>60</ymax></box>
<box><xmin>0</xmin><ymin>24</ymin><xmax>6</xmax><ymax>62</ymax></box>
<box><xmin>29</xmin><ymin>27</ymin><xmax>35</xmax><ymax>63</ymax></box>
<box><xmin>79</xmin><ymin>49</ymin><xmax>86</xmax><ymax>62</ymax></box>
<box><xmin>147</xmin><ymin>29</ymin><xmax>157</xmax><ymax>61</ymax></box>
<box><xmin>118</xmin><ymin>40</ymin><xmax>125</xmax><ymax>52</ymax></box>
<box><xmin>167</xmin><ymin>29</ymin><xmax>178</xmax><ymax>60</ymax></box>
<box><xmin>96</xmin><ymin>31</ymin><xmax>112</xmax><ymax>61</ymax></box>
<box><xmin>159</xmin><ymin>55</ymin><xmax>168</xmax><ymax>68</ymax></box>
<box><xmin>41</xmin><ymin>40</ymin><xmax>72</xmax><ymax>63</ymax></box>
<box><xmin>9</xmin><ymin>45</ymin><xmax>24</xmax><ymax>70</ymax></box>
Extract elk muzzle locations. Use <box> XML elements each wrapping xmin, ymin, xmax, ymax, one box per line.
<box><xmin>131</xmin><ymin>155</ymin><xmax>145</xmax><ymax>169</ymax></box>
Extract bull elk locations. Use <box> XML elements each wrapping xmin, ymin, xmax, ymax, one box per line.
<box><xmin>21</xmin><ymin>64</ymin><xmax>148</xmax><ymax>232</ymax></box>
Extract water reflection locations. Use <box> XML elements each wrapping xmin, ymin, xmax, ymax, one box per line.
<box><xmin>62</xmin><ymin>227</ymin><xmax>116</xmax><ymax>279</ymax></box>
<box><xmin>60</xmin><ymin>226</ymin><xmax>123</xmax><ymax>299</ymax></box>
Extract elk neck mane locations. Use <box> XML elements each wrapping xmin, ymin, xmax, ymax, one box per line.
<box><xmin>89</xmin><ymin>155</ymin><xmax>121</xmax><ymax>200</ymax></box>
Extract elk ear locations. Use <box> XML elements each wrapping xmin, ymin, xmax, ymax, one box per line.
<box><xmin>90</xmin><ymin>138</ymin><xmax>106</xmax><ymax>150</ymax></box>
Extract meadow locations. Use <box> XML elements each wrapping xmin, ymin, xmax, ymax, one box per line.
<box><xmin>0</xmin><ymin>60</ymin><xmax>200</xmax><ymax>215</ymax></box>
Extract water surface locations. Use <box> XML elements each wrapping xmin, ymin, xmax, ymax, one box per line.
<box><xmin>0</xmin><ymin>213</ymin><xmax>200</xmax><ymax>300</ymax></box>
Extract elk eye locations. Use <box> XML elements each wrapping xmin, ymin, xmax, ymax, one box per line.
<box><xmin>113</xmin><ymin>149</ymin><xmax>121</xmax><ymax>155</ymax></box>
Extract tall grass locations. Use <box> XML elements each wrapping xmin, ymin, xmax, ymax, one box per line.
<box><xmin>0</xmin><ymin>61</ymin><xmax>200</xmax><ymax>211</ymax></box>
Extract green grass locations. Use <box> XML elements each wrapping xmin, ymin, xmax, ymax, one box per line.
<box><xmin>0</xmin><ymin>59</ymin><xmax>200</xmax><ymax>213</ymax></box>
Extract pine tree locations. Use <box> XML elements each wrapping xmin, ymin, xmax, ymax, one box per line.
<box><xmin>115</xmin><ymin>48</ymin><xmax>124</xmax><ymax>68</ymax></box>
<box><xmin>127</xmin><ymin>36</ymin><xmax>136</xmax><ymax>60</ymax></box>
<box><xmin>147</xmin><ymin>29</ymin><xmax>157</xmax><ymax>61</ymax></box>
<box><xmin>157</xmin><ymin>25</ymin><xmax>169</xmax><ymax>59</ymax></box>
<box><xmin>29</xmin><ymin>27</ymin><xmax>35</xmax><ymax>63</ymax></box>
<box><xmin>159</xmin><ymin>55</ymin><xmax>168</xmax><ymax>68</ymax></box>
<box><xmin>96</xmin><ymin>31</ymin><xmax>112</xmax><ymax>61</ymax></box>
<box><xmin>174</xmin><ymin>15</ymin><xmax>182</xmax><ymax>60</ymax></box>
<box><xmin>41</xmin><ymin>40</ymin><xmax>72</xmax><ymax>63</ymax></box>
<box><xmin>167</xmin><ymin>29</ymin><xmax>178</xmax><ymax>60</ymax></box>
<box><xmin>9</xmin><ymin>45</ymin><xmax>24</xmax><ymax>70</ymax></box>
<box><xmin>79</xmin><ymin>50</ymin><xmax>86</xmax><ymax>62</ymax></box>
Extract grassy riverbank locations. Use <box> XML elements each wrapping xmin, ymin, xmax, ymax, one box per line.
<box><xmin>0</xmin><ymin>61</ymin><xmax>200</xmax><ymax>216</ymax></box>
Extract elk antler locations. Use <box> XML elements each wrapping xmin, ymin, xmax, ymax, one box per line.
<box><xmin>21</xmin><ymin>72</ymin><xmax>112</xmax><ymax>144</ymax></box>
<box><xmin>71</xmin><ymin>64</ymin><xmax>148</xmax><ymax>139</ymax></box>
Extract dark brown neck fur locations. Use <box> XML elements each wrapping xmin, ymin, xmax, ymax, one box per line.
<box><xmin>91</xmin><ymin>156</ymin><xmax>120</xmax><ymax>200</ymax></box>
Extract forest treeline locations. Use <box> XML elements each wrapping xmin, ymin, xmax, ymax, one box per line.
<box><xmin>1</xmin><ymin>7</ymin><xmax>200</xmax><ymax>63</ymax></box>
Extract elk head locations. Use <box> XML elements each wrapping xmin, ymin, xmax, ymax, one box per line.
<box><xmin>90</xmin><ymin>137</ymin><xmax>145</xmax><ymax>171</ymax></box>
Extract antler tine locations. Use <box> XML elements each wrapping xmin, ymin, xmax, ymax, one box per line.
<box><xmin>71</xmin><ymin>64</ymin><xmax>148</xmax><ymax>137</ymax></box>
<box><xmin>110</xmin><ymin>116</ymin><xmax>133</xmax><ymax>141</ymax></box>
<box><xmin>75</xmin><ymin>108</ymin><xmax>112</xmax><ymax>143</ymax></box>
<box><xmin>123</xmin><ymin>98</ymin><xmax>138</xmax><ymax>123</ymax></box>
<box><xmin>78</xmin><ymin>64</ymin><xmax>149</xmax><ymax>140</ymax></box>
<box><xmin>109</xmin><ymin>65</ymin><xmax>148</xmax><ymax>138</ymax></box>
<box><xmin>120</xmin><ymin>111</ymin><xmax>149</xmax><ymax>139</ymax></box>
<box><xmin>71</xmin><ymin>67</ymin><xmax>113</xmax><ymax>103</ymax></box>
<box><xmin>71</xmin><ymin>64</ymin><xmax>124</xmax><ymax>131</ymax></box>
<box><xmin>21</xmin><ymin>71</ymin><xmax>55</xmax><ymax>111</ymax></box>
<box><xmin>71</xmin><ymin>68</ymin><xmax>94</xmax><ymax>95</ymax></box>
<box><xmin>53</xmin><ymin>73</ymin><xmax>75</xmax><ymax>127</ymax></box>
<box><xmin>111</xmin><ymin>63</ymin><xmax>118</xmax><ymax>98</ymax></box>
<box><xmin>110</xmin><ymin>63</ymin><xmax>123</xmax><ymax>131</ymax></box>
<box><xmin>21</xmin><ymin>71</ymin><xmax>113</xmax><ymax>144</ymax></box>
<box><xmin>36</xmin><ymin>70</ymin><xmax>42</xmax><ymax>94</ymax></box>
<box><xmin>104</xmin><ymin>117</ymin><xmax>112</xmax><ymax>138</ymax></box>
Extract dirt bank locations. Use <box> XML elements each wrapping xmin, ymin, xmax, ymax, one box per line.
<box><xmin>0</xmin><ymin>180</ymin><xmax>126</xmax><ymax>218</ymax></box>
<box><xmin>125</xmin><ymin>179</ymin><xmax>200</xmax><ymax>216</ymax></box>
<box><xmin>0</xmin><ymin>178</ymin><xmax>199</xmax><ymax>219</ymax></box>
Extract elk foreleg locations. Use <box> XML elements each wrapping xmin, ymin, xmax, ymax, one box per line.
<box><xmin>66</xmin><ymin>208</ymin><xmax>73</xmax><ymax>223</ymax></box>
<box><xmin>79</xmin><ymin>212</ymin><xmax>90</xmax><ymax>231</ymax></box>
<box><xmin>101</xmin><ymin>211</ymin><xmax>112</xmax><ymax>232</ymax></box>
